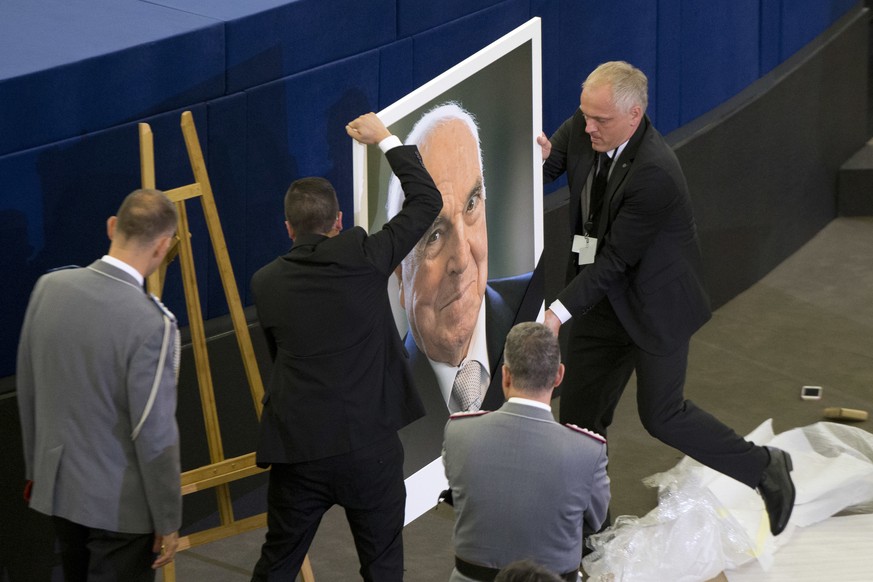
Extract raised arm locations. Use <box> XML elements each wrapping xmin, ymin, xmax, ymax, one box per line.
<box><xmin>347</xmin><ymin>112</ymin><xmax>443</xmax><ymax>274</ymax></box>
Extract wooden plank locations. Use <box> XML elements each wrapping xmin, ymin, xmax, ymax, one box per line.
<box><xmin>164</xmin><ymin>183</ymin><xmax>203</xmax><ymax>203</ymax></box>
<box><xmin>179</xmin><ymin>513</ymin><xmax>267</xmax><ymax>550</ymax></box>
<box><xmin>152</xmin><ymin>112</ymin><xmax>315</xmax><ymax>582</ymax></box>
<box><xmin>139</xmin><ymin>123</ymin><xmax>165</xmax><ymax>297</ymax></box>
<box><xmin>139</xmin><ymin>123</ymin><xmax>155</xmax><ymax>189</ymax></box>
<box><xmin>181</xmin><ymin>111</ymin><xmax>266</xmax><ymax>418</ymax></box>
<box><xmin>180</xmin><ymin>452</ymin><xmax>265</xmax><ymax>494</ymax></box>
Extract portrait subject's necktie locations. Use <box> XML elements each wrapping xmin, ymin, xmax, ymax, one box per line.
<box><xmin>452</xmin><ymin>360</ymin><xmax>484</xmax><ymax>412</ymax></box>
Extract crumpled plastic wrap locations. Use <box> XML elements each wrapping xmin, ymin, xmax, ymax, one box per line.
<box><xmin>582</xmin><ymin>420</ymin><xmax>873</xmax><ymax>582</ymax></box>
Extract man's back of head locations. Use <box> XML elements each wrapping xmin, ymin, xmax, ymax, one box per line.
<box><xmin>284</xmin><ymin>177</ymin><xmax>339</xmax><ymax>237</ymax></box>
<box><xmin>503</xmin><ymin>322</ymin><xmax>562</xmax><ymax>399</ymax></box>
<box><xmin>114</xmin><ymin>189</ymin><xmax>177</xmax><ymax>248</ymax></box>
<box><xmin>445</xmin><ymin>323</ymin><xmax>602</xmax><ymax>579</ymax></box>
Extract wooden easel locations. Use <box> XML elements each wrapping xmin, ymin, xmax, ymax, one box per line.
<box><xmin>138</xmin><ymin>111</ymin><xmax>315</xmax><ymax>582</ymax></box>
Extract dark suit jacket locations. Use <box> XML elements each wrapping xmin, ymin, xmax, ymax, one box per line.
<box><xmin>252</xmin><ymin>145</ymin><xmax>442</xmax><ymax>467</ymax></box>
<box><xmin>398</xmin><ymin>270</ymin><xmax>541</xmax><ymax>476</ymax></box>
<box><xmin>544</xmin><ymin>110</ymin><xmax>711</xmax><ymax>355</ymax></box>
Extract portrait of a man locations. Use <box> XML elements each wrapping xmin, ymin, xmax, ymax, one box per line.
<box><xmin>352</xmin><ymin>20</ymin><xmax>543</xmax><ymax>520</ymax></box>
<box><xmin>386</xmin><ymin>102</ymin><xmax>541</xmax><ymax>479</ymax></box>
<box><xmin>387</xmin><ymin>103</ymin><xmax>536</xmax><ymax>413</ymax></box>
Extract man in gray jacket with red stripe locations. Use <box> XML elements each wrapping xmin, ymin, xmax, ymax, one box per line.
<box><xmin>442</xmin><ymin>322</ymin><xmax>609</xmax><ymax>582</ymax></box>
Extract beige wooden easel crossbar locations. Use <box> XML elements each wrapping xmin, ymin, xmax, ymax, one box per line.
<box><xmin>138</xmin><ymin>111</ymin><xmax>315</xmax><ymax>582</ymax></box>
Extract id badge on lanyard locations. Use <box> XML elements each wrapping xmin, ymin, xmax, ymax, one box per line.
<box><xmin>572</xmin><ymin>234</ymin><xmax>596</xmax><ymax>265</ymax></box>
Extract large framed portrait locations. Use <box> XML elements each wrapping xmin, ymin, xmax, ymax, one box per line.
<box><xmin>352</xmin><ymin>18</ymin><xmax>544</xmax><ymax>523</ymax></box>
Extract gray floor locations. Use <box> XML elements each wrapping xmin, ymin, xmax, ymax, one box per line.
<box><xmin>163</xmin><ymin>216</ymin><xmax>873</xmax><ymax>581</ymax></box>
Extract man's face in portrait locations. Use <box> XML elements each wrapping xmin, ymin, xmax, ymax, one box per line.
<box><xmin>399</xmin><ymin>118</ymin><xmax>488</xmax><ymax>366</ymax></box>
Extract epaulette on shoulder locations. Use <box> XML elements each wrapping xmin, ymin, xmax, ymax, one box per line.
<box><xmin>449</xmin><ymin>410</ymin><xmax>490</xmax><ymax>420</ymax></box>
<box><xmin>147</xmin><ymin>293</ymin><xmax>177</xmax><ymax>323</ymax></box>
<box><xmin>564</xmin><ymin>423</ymin><xmax>606</xmax><ymax>444</ymax></box>
<box><xmin>46</xmin><ymin>264</ymin><xmax>81</xmax><ymax>273</ymax></box>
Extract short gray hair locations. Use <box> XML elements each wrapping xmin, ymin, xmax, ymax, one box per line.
<box><xmin>385</xmin><ymin>102</ymin><xmax>484</xmax><ymax>220</ymax></box>
<box><xmin>583</xmin><ymin>61</ymin><xmax>648</xmax><ymax>115</ymax></box>
<box><xmin>503</xmin><ymin>322</ymin><xmax>561</xmax><ymax>394</ymax></box>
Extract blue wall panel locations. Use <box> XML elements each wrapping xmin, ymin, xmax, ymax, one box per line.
<box><xmin>204</xmin><ymin>94</ymin><xmax>250</xmax><ymax>319</ymax></box>
<box><xmin>397</xmin><ymin>0</ymin><xmax>507</xmax><ymax>37</ymax></box>
<box><xmin>780</xmin><ymin>0</ymin><xmax>858</xmax><ymax>60</ymax></box>
<box><xmin>0</xmin><ymin>0</ymin><xmax>225</xmax><ymax>156</ymax></box>
<box><xmin>547</xmin><ymin>0</ymin><xmax>658</xmax><ymax>127</ymax></box>
<box><xmin>529</xmin><ymin>0</ymin><xmax>561</xmax><ymax>132</ymax></box>
<box><xmin>150</xmin><ymin>0</ymin><xmax>396</xmax><ymax>93</ymax></box>
<box><xmin>656</xmin><ymin>0</ymin><xmax>683</xmax><ymax>132</ymax></box>
<box><xmin>759</xmin><ymin>0</ymin><xmax>783</xmax><ymax>74</ymax></box>
<box><xmin>411</xmin><ymin>0</ymin><xmax>530</xmax><ymax>88</ymax></box>
<box><xmin>0</xmin><ymin>104</ymin><xmax>211</xmax><ymax>374</ymax></box>
<box><xmin>243</xmin><ymin>53</ymin><xmax>381</xmax><ymax>303</ymax></box>
<box><xmin>378</xmin><ymin>39</ymin><xmax>416</xmax><ymax>110</ymax></box>
<box><xmin>224</xmin><ymin>0</ymin><xmax>396</xmax><ymax>93</ymax></box>
<box><xmin>678</xmin><ymin>1</ymin><xmax>760</xmax><ymax>125</ymax></box>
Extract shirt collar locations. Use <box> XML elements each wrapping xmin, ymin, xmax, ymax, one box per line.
<box><xmin>507</xmin><ymin>397</ymin><xmax>552</xmax><ymax>412</ymax></box>
<box><xmin>101</xmin><ymin>255</ymin><xmax>144</xmax><ymax>286</ymax></box>
<box><xmin>604</xmin><ymin>140</ymin><xmax>628</xmax><ymax>164</ymax></box>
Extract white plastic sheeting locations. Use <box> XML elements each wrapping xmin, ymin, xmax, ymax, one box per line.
<box><xmin>582</xmin><ymin>420</ymin><xmax>873</xmax><ymax>582</ymax></box>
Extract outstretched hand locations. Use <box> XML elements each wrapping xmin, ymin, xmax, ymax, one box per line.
<box><xmin>347</xmin><ymin>113</ymin><xmax>392</xmax><ymax>145</ymax></box>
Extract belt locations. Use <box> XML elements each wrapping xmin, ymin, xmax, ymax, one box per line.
<box><xmin>454</xmin><ymin>556</ymin><xmax>578</xmax><ymax>582</ymax></box>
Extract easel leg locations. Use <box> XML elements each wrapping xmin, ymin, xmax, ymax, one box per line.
<box><xmin>301</xmin><ymin>554</ymin><xmax>315</xmax><ymax>582</ymax></box>
<box><xmin>161</xmin><ymin>559</ymin><xmax>176</xmax><ymax>582</ymax></box>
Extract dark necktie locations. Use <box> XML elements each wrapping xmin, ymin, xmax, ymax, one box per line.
<box><xmin>586</xmin><ymin>152</ymin><xmax>613</xmax><ymax>235</ymax></box>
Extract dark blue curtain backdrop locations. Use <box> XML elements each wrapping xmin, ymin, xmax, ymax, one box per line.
<box><xmin>0</xmin><ymin>0</ymin><xmax>862</xmax><ymax>380</ymax></box>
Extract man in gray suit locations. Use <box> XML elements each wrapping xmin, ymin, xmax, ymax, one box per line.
<box><xmin>17</xmin><ymin>189</ymin><xmax>182</xmax><ymax>580</ymax></box>
<box><xmin>442</xmin><ymin>322</ymin><xmax>610</xmax><ymax>582</ymax></box>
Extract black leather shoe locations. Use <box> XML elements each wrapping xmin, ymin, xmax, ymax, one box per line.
<box><xmin>757</xmin><ymin>447</ymin><xmax>796</xmax><ymax>536</ymax></box>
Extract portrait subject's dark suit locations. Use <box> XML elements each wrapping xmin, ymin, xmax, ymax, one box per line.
<box><xmin>250</xmin><ymin>144</ymin><xmax>442</xmax><ymax>581</ymax></box>
<box><xmin>398</xmin><ymin>269</ymin><xmax>542</xmax><ymax>477</ymax></box>
<box><xmin>545</xmin><ymin>110</ymin><xmax>768</xmax><ymax>488</ymax></box>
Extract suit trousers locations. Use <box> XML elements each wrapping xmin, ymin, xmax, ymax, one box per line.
<box><xmin>52</xmin><ymin>516</ymin><xmax>156</xmax><ymax>582</ymax></box>
<box><xmin>559</xmin><ymin>298</ymin><xmax>768</xmax><ymax>488</ymax></box>
<box><xmin>251</xmin><ymin>434</ymin><xmax>406</xmax><ymax>581</ymax></box>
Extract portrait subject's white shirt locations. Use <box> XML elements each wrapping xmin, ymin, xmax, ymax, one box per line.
<box><xmin>429</xmin><ymin>299</ymin><xmax>490</xmax><ymax>413</ymax></box>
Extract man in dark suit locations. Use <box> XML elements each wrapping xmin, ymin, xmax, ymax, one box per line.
<box><xmin>249</xmin><ymin>112</ymin><xmax>442</xmax><ymax>581</ymax></box>
<box><xmin>442</xmin><ymin>322</ymin><xmax>609</xmax><ymax>582</ymax></box>
<box><xmin>17</xmin><ymin>189</ymin><xmax>181</xmax><ymax>580</ymax></box>
<box><xmin>537</xmin><ymin>61</ymin><xmax>795</xmax><ymax>536</ymax></box>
